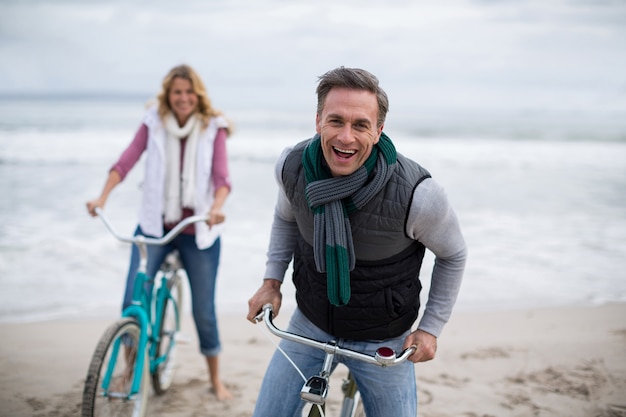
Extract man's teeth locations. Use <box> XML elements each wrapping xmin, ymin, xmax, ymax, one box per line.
<box><xmin>334</xmin><ymin>147</ymin><xmax>355</xmax><ymax>154</ymax></box>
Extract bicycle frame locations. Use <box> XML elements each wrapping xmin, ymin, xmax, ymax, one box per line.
<box><xmin>149</xmin><ymin>272</ymin><xmax>180</xmax><ymax>374</ymax></box>
<box><xmin>255</xmin><ymin>303</ymin><xmax>416</xmax><ymax>408</ymax></box>
<box><xmin>94</xmin><ymin>207</ymin><xmax>207</xmax><ymax>398</ymax></box>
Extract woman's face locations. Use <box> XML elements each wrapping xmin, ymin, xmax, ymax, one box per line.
<box><xmin>168</xmin><ymin>77</ymin><xmax>198</xmax><ymax>125</ymax></box>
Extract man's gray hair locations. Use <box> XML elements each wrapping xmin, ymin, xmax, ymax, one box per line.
<box><xmin>316</xmin><ymin>67</ymin><xmax>389</xmax><ymax>128</ymax></box>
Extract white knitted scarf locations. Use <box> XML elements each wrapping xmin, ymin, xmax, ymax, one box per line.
<box><xmin>164</xmin><ymin>112</ymin><xmax>201</xmax><ymax>223</ymax></box>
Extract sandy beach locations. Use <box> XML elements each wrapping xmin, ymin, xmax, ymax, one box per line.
<box><xmin>1</xmin><ymin>303</ymin><xmax>625</xmax><ymax>417</ymax></box>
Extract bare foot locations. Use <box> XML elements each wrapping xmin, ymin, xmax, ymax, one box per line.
<box><xmin>211</xmin><ymin>381</ymin><xmax>233</xmax><ymax>401</ymax></box>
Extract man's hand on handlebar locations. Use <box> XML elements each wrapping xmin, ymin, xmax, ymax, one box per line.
<box><xmin>403</xmin><ymin>329</ymin><xmax>437</xmax><ymax>363</ymax></box>
<box><xmin>247</xmin><ymin>279</ymin><xmax>283</xmax><ymax>323</ymax></box>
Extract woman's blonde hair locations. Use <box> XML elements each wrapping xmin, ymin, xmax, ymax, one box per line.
<box><xmin>156</xmin><ymin>64</ymin><xmax>232</xmax><ymax>135</ymax></box>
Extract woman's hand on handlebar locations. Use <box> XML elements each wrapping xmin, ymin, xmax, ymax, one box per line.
<box><xmin>247</xmin><ymin>279</ymin><xmax>283</xmax><ymax>323</ymax></box>
<box><xmin>86</xmin><ymin>170</ymin><xmax>120</xmax><ymax>217</ymax></box>
<box><xmin>86</xmin><ymin>198</ymin><xmax>105</xmax><ymax>217</ymax></box>
<box><xmin>207</xmin><ymin>206</ymin><xmax>226</xmax><ymax>229</ymax></box>
<box><xmin>208</xmin><ymin>185</ymin><xmax>229</xmax><ymax>229</ymax></box>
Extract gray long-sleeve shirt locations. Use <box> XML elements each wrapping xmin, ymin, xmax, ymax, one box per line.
<box><xmin>264</xmin><ymin>147</ymin><xmax>467</xmax><ymax>338</ymax></box>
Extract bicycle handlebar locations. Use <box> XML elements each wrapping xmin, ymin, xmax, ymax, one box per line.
<box><xmin>255</xmin><ymin>303</ymin><xmax>416</xmax><ymax>367</ymax></box>
<box><xmin>94</xmin><ymin>207</ymin><xmax>210</xmax><ymax>247</ymax></box>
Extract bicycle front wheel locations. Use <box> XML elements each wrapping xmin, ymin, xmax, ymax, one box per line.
<box><xmin>82</xmin><ymin>318</ymin><xmax>149</xmax><ymax>417</ymax></box>
<box><xmin>349</xmin><ymin>391</ymin><xmax>366</xmax><ymax>417</ymax></box>
<box><xmin>151</xmin><ymin>273</ymin><xmax>183</xmax><ymax>394</ymax></box>
<box><xmin>339</xmin><ymin>372</ymin><xmax>366</xmax><ymax>417</ymax></box>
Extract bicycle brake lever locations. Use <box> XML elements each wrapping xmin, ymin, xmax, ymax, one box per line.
<box><xmin>254</xmin><ymin>311</ymin><xmax>264</xmax><ymax>323</ymax></box>
<box><xmin>254</xmin><ymin>303</ymin><xmax>274</xmax><ymax>323</ymax></box>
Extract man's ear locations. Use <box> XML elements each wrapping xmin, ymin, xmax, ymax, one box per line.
<box><xmin>375</xmin><ymin>124</ymin><xmax>384</xmax><ymax>143</ymax></box>
<box><xmin>315</xmin><ymin>113</ymin><xmax>321</xmax><ymax>134</ymax></box>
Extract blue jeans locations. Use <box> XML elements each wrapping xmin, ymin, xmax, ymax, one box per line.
<box><xmin>252</xmin><ymin>309</ymin><xmax>417</xmax><ymax>417</ymax></box>
<box><xmin>123</xmin><ymin>225</ymin><xmax>222</xmax><ymax>357</ymax></box>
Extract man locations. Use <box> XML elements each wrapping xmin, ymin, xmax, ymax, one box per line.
<box><xmin>247</xmin><ymin>66</ymin><xmax>467</xmax><ymax>417</ymax></box>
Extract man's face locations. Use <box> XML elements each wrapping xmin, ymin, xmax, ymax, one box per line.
<box><xmin>316</xmin><ymin>87</ymin><xmax>383</xmax><ymax>177</ymax></box>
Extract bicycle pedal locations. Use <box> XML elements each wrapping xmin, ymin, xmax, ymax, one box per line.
<box><xmin>300</xmin><ymin>376</ymin><xmax>328</xmax><ymax>405</ymax></box>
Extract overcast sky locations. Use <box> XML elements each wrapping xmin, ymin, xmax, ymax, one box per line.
<box><xmin>1</xmin><ymin>0</ymin><xmax>625</xmax><ymax>115</ymax></box>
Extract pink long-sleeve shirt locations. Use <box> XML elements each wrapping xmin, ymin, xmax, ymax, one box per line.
<box><xmin>111</xmin><ymin>123</ymin><xmax>231</xmax><ymax>233</ymax></box>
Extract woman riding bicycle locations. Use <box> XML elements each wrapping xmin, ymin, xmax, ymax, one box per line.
<box><xmin>87</xmin><ymin>64</ymin><xmax>233</xmax><ymax>401</ymax></box>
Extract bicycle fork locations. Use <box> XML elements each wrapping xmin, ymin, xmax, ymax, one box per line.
<box><xmin>101</xmin><ymin>306</ymin><xmax>150</xmax><ymax>399</ymax></box>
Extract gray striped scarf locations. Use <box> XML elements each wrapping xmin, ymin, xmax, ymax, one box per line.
<box><xmin>303</xmin><ymin>133</ymin><xmax>397</xmax><ymax>306</ymax></box>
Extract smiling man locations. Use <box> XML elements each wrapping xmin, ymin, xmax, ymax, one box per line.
<box><xmin>247</xmin><ymin>66</ymin><xmax>468</xmax><ymax>417</ymax></box>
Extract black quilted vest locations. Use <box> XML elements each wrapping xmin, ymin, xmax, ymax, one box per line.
<box><xmin>282</xmin><ymin>139</ymin><xmax>432</xmax><ymax>340</ymax></box>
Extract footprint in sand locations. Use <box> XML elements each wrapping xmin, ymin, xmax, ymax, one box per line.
<box><xmin>507</xmin><ymin>360</ymin><xmax>609</xmax><ymax>401</ymax></box>
<box><xmin>25</xmin><ymin>397</ymin><xmax>46</xmax><ymax>411</ymax></box>
<box><xmin>419</xmin><ymin>373</ymin><xmax>470</xmax><ymax>388</ymax></box>
<box><xmin>460</xmin><ymin>346</ymin><xmax>511</xmax><ymax>360</ymax></box>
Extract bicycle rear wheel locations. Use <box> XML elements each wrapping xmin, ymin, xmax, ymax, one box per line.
<box><xmin>151</xmin><ymin>273</ymin><xmax>183</xmax><ymax>394</ymax></box>
<box><xmin>82</xmin><ymin>318</ymin><xmax>149</xmax><ymax>417</ymax></box>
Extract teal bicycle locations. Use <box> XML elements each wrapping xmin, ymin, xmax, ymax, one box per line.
<box><xmin>81</xmin><ymin>207</ymin><xmax>209</xmax><ymax>417</ymax></box>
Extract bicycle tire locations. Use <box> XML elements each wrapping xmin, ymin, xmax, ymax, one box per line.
<box><xmin>339</xmin><ymin>373</ymin><xmax>366</xmax><ymax>417</ymax></box>
<box><xmin>82</xmin><ymin>318</ymin><xmax>149</xmax><ymax>417</ymax></box>
<box><xmin>349</xmin><ymin>391</ymin><xmax>366</xmax><ymax>417</ymax></box>
<box><xmin>151</xmin><ymin>273</ymin><xmax>183</xmax><ymax>394</ymax></box>
<box><xmin>305</xmin><ymin>390</ymin><xmax>365</xmax><ymax>417</ymax></box>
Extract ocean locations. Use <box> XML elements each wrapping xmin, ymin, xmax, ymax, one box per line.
<box><xmin>1</xmin><ymin>95</ymin><xmax>625</xmax><ymax>324</ymax></box>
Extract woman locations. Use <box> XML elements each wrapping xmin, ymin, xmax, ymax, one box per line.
<box><xmin>86</xmin><ymin>64</ymin><xmax>233</xmax><ymax>400</ymax></box>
